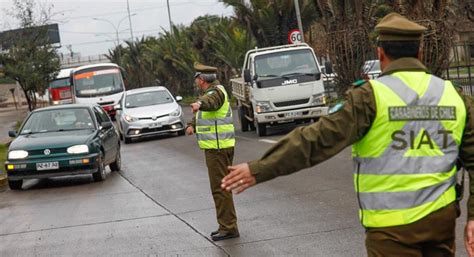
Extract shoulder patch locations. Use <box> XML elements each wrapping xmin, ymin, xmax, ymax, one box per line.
<box><xmin>328</xmin><ymin>101</ymin><xmax>345</xmax><ymax>114</ymax></box>
<box><xmin>206</xmin><ymin>90</ymin><xmax>216</xmax><ymax>95</ymax></box>
<box><xmin>352</xmin><ymin>79</ymin><xmax>367</xmax><ymax>87</ymax></box>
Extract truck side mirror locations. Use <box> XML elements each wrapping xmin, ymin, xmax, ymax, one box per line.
<box><xmin>243</xmin><ymin>69</ymin><xmax>252</xmax><ymax>83</ymax></box>
<box><xmin>324</xmin><ymin>61</ymin><xmax>333</xmax><ymax>75</ymax></box>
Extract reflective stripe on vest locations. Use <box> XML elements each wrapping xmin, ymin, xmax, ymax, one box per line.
<box><xmin>195</xmin><ymin>85</ymin><xmax>235</xmax><ymax>149</ymax></box>
<box><xmin>352</xmin><ymin>72</ymin><xmax>466</xmax><ymax>228</ymax></box>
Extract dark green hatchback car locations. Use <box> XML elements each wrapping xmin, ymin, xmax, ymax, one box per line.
<box><xmin>5</xmin><ymin>104</ymin><xmax>121</xmax><ymax>190</ymax></box>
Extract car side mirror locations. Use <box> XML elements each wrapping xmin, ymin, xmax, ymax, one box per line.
<box><xmin>100</xmin><ymin>121</ymin><xmax>113</xmax><ymax>130</ymax></box>
<box><xmin>175</xmin><ymin>96</ymin><xmax>183</xmax><ymax>102</ymax></box>
<box><xmin>324</xmin><ymin>61</ymin><xmax>333</xmax><ymax>75</ymax></box>
<box><xmin>8</xmin><ymin>130</ymin><xmax>17</xmax><ymax>138</ymax></box>
<box><xmin>243</xmin><ymin>69</ymin><xmax>252</xmax><ymax>83</ymax></box>
<box><xmin>114</xmin><ymin>104</ymin><xmax>122</xmax><ymax>110</ymax></box>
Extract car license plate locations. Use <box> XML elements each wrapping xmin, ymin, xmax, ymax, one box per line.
<box><xmin>36</xmin><ymin>162</ymin><xmax>59</xmax><ymax>171</ymax></box>
<box><xmin>285</xmin><ymin>111</ymin><xmax>301</xmax><ymax>118</ymax></box>
<box><xmin>149</xmin><ymin>122</ymin><xmax>162</xmax><ymax>129</ymax></box>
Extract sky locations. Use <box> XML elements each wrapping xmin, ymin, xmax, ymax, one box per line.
<box><xmin>0</xmin><ymin>0</ymin><xmax>234</xmax><ymax>57</ymax></box>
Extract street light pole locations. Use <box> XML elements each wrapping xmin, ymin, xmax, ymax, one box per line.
<box><xmin>166</xmin><ymin>0</ymin><xmax>173</xmax><ymax>34</ymax></box>
<box><xmin>126</xmin><ymin>0</ymin><xmax>134</xmax><ymax>41</ymax></box>
<box><xmin>294</xmin><ymin>0</ymin><xmax>304</xmax><ymax>43</ymax></box>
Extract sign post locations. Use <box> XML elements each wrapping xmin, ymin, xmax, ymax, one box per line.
<box><xmin>288</xmin><ymin>29</ymin><xmax>302</xmax><ymax>44</ymax></box>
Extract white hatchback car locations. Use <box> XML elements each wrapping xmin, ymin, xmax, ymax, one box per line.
<box><xmin>116</xmin><ymin>87</ymin><xmax>185</xmax><ymax>143</ymax></box>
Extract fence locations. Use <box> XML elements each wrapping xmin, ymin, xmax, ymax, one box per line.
<box><xmin>444</xmin><ymin>42</ymin><xmax>474</xmax><ymax>95</ymax></box>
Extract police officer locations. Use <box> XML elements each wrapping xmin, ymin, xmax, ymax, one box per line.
<box><xmin>221</xmin><ymin>13</ymin><xmax>474</xmax><ymax>256</ymax></box>
<box><xmin>186</xmin><ymin>62</ymin><xmax>239</xmax><ymax>241</ymax></box>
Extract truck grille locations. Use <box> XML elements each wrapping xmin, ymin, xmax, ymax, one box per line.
<box><xmin>274</xmin><ymin>98</ymin><xmax>309</xmax><ymax>107</ymax></box>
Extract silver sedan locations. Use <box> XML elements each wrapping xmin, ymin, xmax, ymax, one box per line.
<box><xmin>115</xmin><ymin>87</ymin><xmax>186</xmax><ymax>143</ymax></box>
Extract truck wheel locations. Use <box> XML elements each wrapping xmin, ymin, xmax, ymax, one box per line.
<box><xmin>238</xmin><ymin>106</ymin><xmax>249</xmax><ymax>132</ymax></box>
<box><xmin>8</xmin><ymin>179</ymin><xmax>22</xmax><ymax>190</ymax></box>
<box><xmin>255</xmin><ymin>121</ymin><xmax>267</xmax><ymax>137</ymax></box>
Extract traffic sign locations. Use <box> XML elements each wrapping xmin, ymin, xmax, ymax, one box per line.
<box><xmin>288</xmin><ymin>29</ymin><xmax>302</xmax><ymax>44</ymax></box>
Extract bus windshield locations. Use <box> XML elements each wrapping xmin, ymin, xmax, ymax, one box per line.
<box><xmin>254</xmin><ymin>49</ymin><xmax>319</xmax><ymax>81</ymax></box>
<box><xmin>74</xmin><ymin>68</ymin><xmax>124</xmax><ymax>97</ymax></box>
<box><xmin>49</xmin><ymin>78</ymin><xmax>70</xmax><ymax>89</ymax></box>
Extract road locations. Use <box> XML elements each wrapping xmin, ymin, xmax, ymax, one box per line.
<box><xmin>0</xmin><ymin>107</ymin><xmax>469</xmax><ymax>256</ymax></box>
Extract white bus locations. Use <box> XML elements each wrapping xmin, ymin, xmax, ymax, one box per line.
<box><xmin>72</xmin><ymin>63</ymin><xmax>126</xmax><ymax>118</ymax></box>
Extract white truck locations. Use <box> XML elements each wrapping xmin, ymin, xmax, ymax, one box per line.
<box><xmin>231</xmin><ymin>43</ymin><xmax>332</xmax><ymax>136</ymax></box>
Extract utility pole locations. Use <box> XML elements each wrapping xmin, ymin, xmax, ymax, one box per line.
<box><xmin>294</xmin><ymin>0</ymin><xmax>304</xmax><ymax>42</ymax></box>
<box><xmin>126</xmin><ymin>0</ymin><xmax>134</xmax><ymax>41</ymax></box>
<box><xmin>167</xmin><ymin>0</ymin><xmax>173</xmax><ymax>34</ymax></box>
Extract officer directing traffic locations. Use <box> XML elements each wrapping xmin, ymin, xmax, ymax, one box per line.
<box><xmin>186</xmin><ymin>62</ymin><xmax>239</xmax><ymax>241</ymax></box>
<box><xmin>221</xmin><ymin>13</ymin><xmax>474</xmax><ymax>256</ymax></box>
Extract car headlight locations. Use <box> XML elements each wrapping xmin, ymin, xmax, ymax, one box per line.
<box><xmin>311</xmin><ymin>94</ymin><xmax>327</xmax><ymax>106</ymax></box>
<box><xmin>255</xmin><ymin>102</ymin><xmax>272</xmax><ymax>113</ymax></box>
<box><xmin>170</xmin><ymin>107</ymin><xmax>181</xmax><ymax>117</ymax></box>
<box><xmin>124</xmin><ymin>115</ymin><xmax>138</xmax><ymax>122</ymax></box>
<box><xmin>8</xmin><ymin>150</ymin><xmax>28</xmax><ymax>160</ymax></box>
<box><xmin>67</xmin><ymin>145</ymin><xmax>89</xmax><ymax>154</ymax></box>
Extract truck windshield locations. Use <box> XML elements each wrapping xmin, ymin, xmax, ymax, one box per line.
<box><xmin>49</xmin><ymin>78</ymin><xmax>70</xmax><ymax>89</ymax></box>
<box><xmin>73</xmin><ymin>68</ymin><xmax>124</xmax><ymax>97</ymax></box>
<box><xmin>254</xmin><ymin>49</ymin><xmax>319</xmax><ymax>80</ymax></box>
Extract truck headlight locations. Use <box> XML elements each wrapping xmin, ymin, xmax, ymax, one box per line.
<box><xmin>124</xmin><ymin>115</ymin><xmax>138</xmax><ymax>122</ymax></box>
<box><xmin>8</xmin><ymin>150</ymin><xmax>28</xmax><ymax>160</ymax></box>
<box><xmin>170</xmin><ymin>107</ymin><xmax>181</xmax><ymax>116</ymax></box>
<box><xmin>311</xmin><ymin>94</ymin><xmax>327</xmax><ymax>106</ymax></box>
<box><xmin>67</xmin><ymin>145</ymin><xmax>89</xmax><ymax>154</ymax></box>
<box><xmin>255</xmin><ymin>102</ymin><xmax>271</xmax><ymax>113</ymax></box>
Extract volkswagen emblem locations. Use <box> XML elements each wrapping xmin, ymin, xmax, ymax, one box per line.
<box><xmin>44</xmin><ymin>149</ymin><xmax>51</xmax><ymax>155</ymax></box>
<box><xmin>152</xmin><ymin>115</ymin><xmax>157</xmax><ymax>121</ymax></box>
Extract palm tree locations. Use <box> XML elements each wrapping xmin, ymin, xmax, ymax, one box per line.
<box><xmin>220</xmin><ymin>0</ymin><xmax>317</xmax><ymax>47</ymax></box>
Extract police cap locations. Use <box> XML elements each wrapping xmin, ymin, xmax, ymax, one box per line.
<box><xmin>194</xmin><ymin>62</ymin><xmax>217</xmax><ymax>78</ymax></box>
<box><xmin>375</xmin><ymin>12</ymin><xmax>427</xmax><ymax>42</ymax></box>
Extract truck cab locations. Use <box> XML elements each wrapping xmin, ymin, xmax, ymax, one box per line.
<box><xmin>232</xmin><ymin>43</ymin><xmax>330</xmax><ymax>136</ymax></box>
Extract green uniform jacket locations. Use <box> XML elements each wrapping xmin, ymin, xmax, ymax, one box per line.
<box><xmin>188</xmin><ymin>80</ymin><xmax>225</xmax><ymax>129</ymax></box>
<box><xmin>248</xmin><ymin>57</ymin><xmax>474</xmax><ymax>220</ymax></box>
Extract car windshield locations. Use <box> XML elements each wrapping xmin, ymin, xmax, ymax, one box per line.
<box><xmin>20</xmin><ymin>108</ymin><xmax>95</xmax><ymax>134</ymax></box>
<box><xmin>125</xmin><ymin>90</ymin><xmax>173</xmax><ymax>108</ymax></box>
<box><xmin>49</xmin><ymin>78</ymin><xmax>70</xmax><ymax>89</ymax></box>
<box><xmin>74</xmin><ymin>68</ymin><xmax>124</xmax><ymax>97</ymax></box>
<box><xmin>254</xmin><ymin>49</ymin><xmax>319</xmax><ymax>81</ymax></box>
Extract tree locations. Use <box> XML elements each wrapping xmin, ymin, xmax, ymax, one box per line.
<box><xmin>220</xmin><ymin>0</ymin><xmax>318</xmax><ymax>47</ymax></box>
<box><xmin>0</xmin><ymin>0</ymin><xmax>60</xmax><ymax>111</ymax></box>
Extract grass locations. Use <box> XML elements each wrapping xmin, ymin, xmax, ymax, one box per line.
<box><xmin>0</xmin><ymin>144</ymin><xmax>7</xmax><ymax>179</ymax></box>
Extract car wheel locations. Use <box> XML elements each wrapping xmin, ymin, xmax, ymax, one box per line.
<box><xmin>8</xmin><ymin>179</ymin><xmax>22</xmax><ymax>190</ymax></box>
<box><xmin>177</xmin><ymin>129</ymin><xmax>185</xmax><ymax>136</ymax></box>
<box><xmin>255</xmin><ymin>121</ymin><xmax>267</xmax><ymax>137</ymax></box>
<box><xmin>92</xmin><ymin>153</ymin><xmax>106</xmax><ymax>182</ymax></box>
<box><xmin>124</xmin><ymin>137</ymin><xmax>132</xmax><ymax>144</ymax></box>
<box><xmin>109</xmin><ymin>147</ymin><xmax>121</xmax><ymax>172</ymax></box>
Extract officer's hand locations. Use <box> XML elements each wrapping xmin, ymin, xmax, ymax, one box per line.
<box><xmin>191</xmin><ymin>102</ymin><xmax>200</xmax><ymax>113</ymax></box>
<box><xmin>186</xmin><ymin>126</ymin><xmax>194</xmax><ymax>135</ymax></box>
<box><xmin>465</xmin><ymin>220</ymin><xmax>474</xmax><ymax>257</ymax></box>
<box><xmin>221</xmin><ymin>163</ymin><xmax>256</xmax><ymax>194</ymax></box>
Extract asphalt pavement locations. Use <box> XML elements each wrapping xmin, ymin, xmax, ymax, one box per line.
<box><xmin>0</xmin><ymin>107</ymin><xmax>470</xmax><ymax>256</ymax></box>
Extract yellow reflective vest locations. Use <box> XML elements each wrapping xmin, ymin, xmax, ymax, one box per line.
<box><xmin>195</xmin><ymin>85</ymin><xmax>235</xmax><ymax>149</ymax></box>
<box><xmin>352</xmin><ymin>72</ymin><xmax>466</xmax><ymax>228</ymax></box>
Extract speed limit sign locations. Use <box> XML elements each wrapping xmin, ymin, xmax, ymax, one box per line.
<box><xmin>288</xmin><ymin>29</ymin><xmax>302</xmax><ymax>44</ymax></box>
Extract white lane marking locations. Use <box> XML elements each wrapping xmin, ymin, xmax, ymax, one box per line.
<box><xmin>259</xmin><ymin>139</ymin><xmax>278</xmax><ymax>144</ymax></box>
